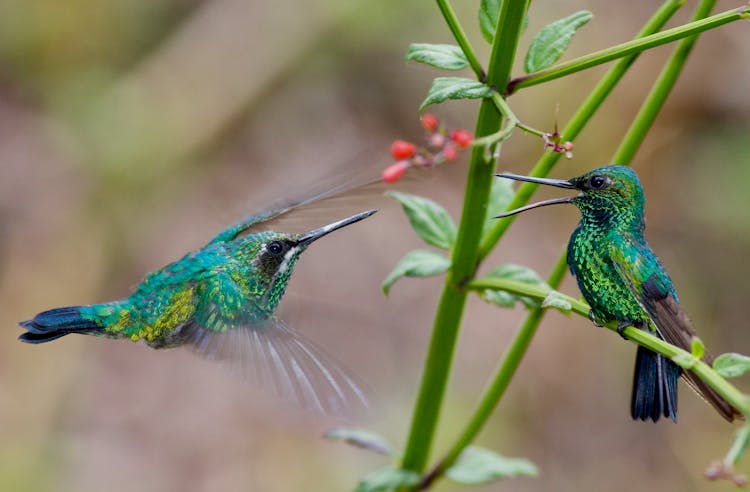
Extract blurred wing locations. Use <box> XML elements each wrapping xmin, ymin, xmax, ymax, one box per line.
<box><xmin>180</xmin><ymin>319</ymin><xmax>370</xmax><ymax>417</ymax></box>
<box><xmin>208</xmin><ymin>151</ymin><xmax>385</xmax><ymax>244</ymax></box>
<box><xmin>608</xmin><ymin>236</ymin><xmax>740</xmax><ymax>421</ymax></box>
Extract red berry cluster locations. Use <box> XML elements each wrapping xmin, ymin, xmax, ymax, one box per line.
<box><xmin>382</xmin><ymin>114</ymin><xmax>473</xmax><ymax>183</ymax></box>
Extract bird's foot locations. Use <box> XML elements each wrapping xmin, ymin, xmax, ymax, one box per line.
<box><xmin>616</xmin><ymin>321</ymin><xmax>632</xmax><ymax>340</ymax></box>
<box><xmin>588</xmin><ymin>310</ymin><xmax>604</xmax><ymax>328</ymax></box>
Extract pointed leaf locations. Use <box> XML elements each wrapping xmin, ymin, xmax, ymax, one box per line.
<box><xmin>382</xmin><ymin>249</ymin><xmax>450</xmax><ymax>295</ymax></box>
<box><xmin>356</xmin><ymin>466</ymin><xmax>420</xmax><ymax>492</ymax></box>
<box><xmin>420</xmin><ymin>77</ymin><xmax>492</xmax><ymax>111</ymax></box>
<box><xmin>482</xmin><ymin>178</ymin><xmax>515</xmax><ymax>240</ymax></box>
<box><xmin>479</xmin><ymin>0</ymin><xmax>529</xmax><ymax>43</ymax></box>
<box><xmin>714</xmin><ymin>353</ymin><xmax>750</xmax><ymax>378</ymax></box>
<box><xmin>480</xmin><ymin>264</ymin><xmax>548</xmax><ymax>309</ymax></box>
<box><xmin>691</xmin><ymin>337</ymin><xmax>705</xmax><ymax>359</ymax></box>
<box><xmin>541</xmin><ymin>290</ymin><xmax>572</xmax><ymax>314</ymax></box>
<box><xmin>446</xmin><ymin>446</ymin><xmax>538</xmax><ymax>485</ymax></box>
<box><xmin>324</xmin><ymin>427</ymin><xmax>394</xmax><ymax>457</ymax></box>
<box><xmin>524</xmin><ymin>10</ymin><xmax>593</xmax><ymax>73</ymax></box>
<box><xmin>386</xmin><ymin>191</ymin><xmax>457</xmax><ymax>249</ymax></box>
<box><xmin>406</xmin><ymin>43</ymin><xmax>469</xmax><ymax>70</ymax></box>
<box><xmin>479</xmin><ymin>0</ymin><xmax>502</xmax><ymax>43</ymax></box>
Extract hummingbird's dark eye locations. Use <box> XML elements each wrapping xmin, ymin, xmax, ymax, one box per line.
<box><xmin>589</xmin><ymin>175</ymin><xmax>608</xmax><ymax>190</ymax></box>
<box><xmin>267</xmin><ymin>241</ymin><xmax>284</xmax><ymax>255</ymax></box>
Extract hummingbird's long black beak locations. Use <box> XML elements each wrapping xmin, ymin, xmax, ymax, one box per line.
<box><xmin>495</xmin><ymin>173</ymin><xmax>577</xmax><ymax>218</ymax></box>
<box><xmin>298</xmin><ymin>209</ymin><xmax>377</xmax><ymax>245</ymax></box>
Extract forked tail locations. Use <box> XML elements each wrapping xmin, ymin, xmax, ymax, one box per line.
<box><xmin>19</xmin><ymin>306</ymin><xmax>103</xmax><ymax>343</ymax></box>
<box><xmin>631</xmin><ymin>345</ymin><xmax>680</xmax><ymax>422</ymax></box>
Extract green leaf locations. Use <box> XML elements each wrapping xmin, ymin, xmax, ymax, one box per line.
<box><xmin>446</xmin><ymin>446</ymin><xmax>538</xmax><ymax>485</ymax></box>
<box><xmin>405</xmin><ymin>43</ymin><xmax>469</xmax><ymax>71</ymax></box>
<box><xmin>420</xmin><ymin>77</ymin><xmax>492</xmax><ymax>111</ymax></box>
<box><xmin>691</xmin><ymin>337</ymin><xmax>705</xmax><ymax>359</ymax></box>
<box><xmin>482</xmin><ymin>178</ymin><xmax>515</xmax><ymax>241</ymax></box>
<box><xmin>672</xmin><ymin>353</ymin><xmax>698</xmax><ymax>371</ymax></box>
<box><xmin>324</xmin><ymin>427</ymin><xmax>394</xmax><ymax>457</ymax></box>
<box><xmin>356</xmin><ymin>466</ymin><xmax>420</xmax><ymax>492</ymax></box>
<box><xmin>480</xmin><ymin>264</ymin><xmax>548</xmax><ymax>308</ymax></box>
<box><xmin>714</xmin><ymin>353</ymin><xmax>750</xmax><ymax>378</ymax></box>
<box><xmin>478</xmin><ymin>0</ymin><xmax>529</xmax><ymax>43</ymax></box>
<box><xmin>524</xmin><ymin>10</ymin><xmax>593</xmax><ymax>73</ymax></box>
<box><xmin>479</xmin><ymin>0</ymin><xmax>502</xmax><ymax>43</ymax></box>
<box><xmin>541</xmin><ymin>290</ymin><xmax>572</xmax><ymax>314</ymax></box>
<box><xmin>386</xmin><ymin>191</ymin><xmax>457</xmax><ymax>249</ymax></box>
<box><xmin>382</xmin><ymin>249</ymin><xmax>451</xmax><ymax>295</ymax></box>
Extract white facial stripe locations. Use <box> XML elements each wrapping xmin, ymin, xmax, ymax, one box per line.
<box><xmin>276</xmin><ymin>246</ymin><xmax>301</xmax><ymax>275</ymax></box>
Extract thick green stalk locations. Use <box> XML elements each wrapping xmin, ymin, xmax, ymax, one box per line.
<box><xmin>507</xmin><ymin>5</ymin><xmax>749</xmax><ymax>94</ymax></box>
<box><xmin>613</xmin><ymin>0</ymin><xmax>716</xmax><ymax>163</ymax></box>
<box><xmin>478</xmin><ymin>0</ymin><xmax>685</xmax><ymax>261</ymax></box>
<box><xmin>417</xmin><ymin>2</ymin><xmax>685</xmax><ymax>485</ymax></box>
<box><xmin>465</xmin><ymin>276</ymin><xmax>750</xmax><ymax>414</ymax></box>
<box><xmin>399</xmin><ymin>0</ymin><xmax>530</xmax><ymax>475</ymax></box>
<box><xmin>435</xmin><ymin>0</ymin><xmax>485</xmax><ymax>80</ymax></box>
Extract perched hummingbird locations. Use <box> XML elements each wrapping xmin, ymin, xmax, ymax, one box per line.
<box><xmin>496</xmin><ymin>165</ymin><xmax>739</xmax><ymax>422</ymax></box>
<box><xmin>19</xmin><ymin>202</ymin><xmax>377</xmax><ymax>415</ymax></box>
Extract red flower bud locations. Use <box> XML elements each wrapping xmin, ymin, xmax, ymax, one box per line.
<box><xmin>443</xmin><ymin>143</ymin><xmax>457</xmax><ymax>161</ymax></box>
<box><xmin>382</xmin><ymin>160</ymin><xmax>410</xmax><ymax>183</ymax></box>
<box><xmin>421</xmin><ymin>113</ymin><xmax>439</xmax><ymax>132</ymax></box>
<box><xmin>390</xmin><ymin>140</ymin><xmax>416</xmax><ymax>160</ymax></box>
<box><xmin>450</xmin><ymin>129</ymin><xmax>473</xmax><ymax>149</ymax></box>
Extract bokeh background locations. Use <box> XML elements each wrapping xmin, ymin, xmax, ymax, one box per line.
<box><xmin>1</xmin><ymin>0</ymin><xmax>749</xmax><ymax>490</ymax></box>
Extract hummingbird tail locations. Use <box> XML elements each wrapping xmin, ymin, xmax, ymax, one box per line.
<box><xmin>18</xmin><ymin>306</ymin><xmax>103</xmax><ymax>344</ymax></box>
<box><xmin>631</xmin><ymin>345</ymin><xmax>680</xmax><ymax>422</ymax></box>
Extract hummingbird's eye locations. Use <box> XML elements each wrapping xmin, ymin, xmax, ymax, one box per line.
<box><xmin>267</xmin><ymin>241</ymin><xmax>284</xmax><ymax>255</ymax></box>
<box><xmin>589</xmin><ymin>175</ymin><xmax>608</xmax><ymax>190</ymax></box>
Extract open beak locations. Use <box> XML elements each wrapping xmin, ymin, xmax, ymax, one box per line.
<box><xmin>298</xmin><ymin>209</ymin><xmax>377</xmax><ymax>245</ymax></box>
<box><xmin>494</xmin><ymin>173</ymin><xmax>577</xmax><ymax>218</ymax></box>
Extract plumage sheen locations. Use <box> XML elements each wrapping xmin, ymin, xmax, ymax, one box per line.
<box><xmin>497</xmin><ymin>165</ymin><xmax>739</xmax><ymax>422</ymax></box>
<box><xmin>19</xmin><ymin>206</ymin><xmax>377</xmax><ymax>415</ymax></box>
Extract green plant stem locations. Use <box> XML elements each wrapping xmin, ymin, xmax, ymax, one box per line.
<box><xmin>435</xmin><ymin>0</ymin><xmax>485</xmax><ymax>80</ymax></box>
<box><xmin>478</xmin><ymin>0</ymin><xmax>685</xmax><ymax>261</ymax></box>
<box><xmin>427</xmin><ymin>1</ymin><xmax>728</xmax><ymax>483</ymax></box>
<box><xmin>613</xmin><ymin>0</ymin><xmax>716</xmax><ymax>163</ymax></box>
<box><xmin>464</xmin><ymin>276</ymin><xmax>750</xmax><ymax>414</ymax></box>
<box><xmin>399</xmin><ymin>0</ymin><xmax>530</xmax><ymax>476</ymax></box>
<box><xmin>417</xmin><ymin>2</ymin><xmax>686</xmax><ymax>485</ymax></box>
<box><xmin>507</xmin><ymin>5</ymin><xmax>749</xmax><ymax>94</ymax></box>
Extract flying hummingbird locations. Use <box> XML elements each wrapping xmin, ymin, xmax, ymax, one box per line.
<box><xmin>19</xmin><ymin>198</ymin><xmax>377</xmax><ymax>415</ymax></box>
<box><xmin>495</xmin><ymin>165</ymin><xmax>739</xmax><ymax>422</ymax></box>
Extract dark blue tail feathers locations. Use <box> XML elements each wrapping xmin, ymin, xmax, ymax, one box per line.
<box><xmin>631</xmin><ymin>344</ymin><xmax>681</xmax><ymax>422</ymax></box>
<box><xmin>18</xmin><ymin>307</ymin><xmax>102</xmax><ymax>344</ymax></box>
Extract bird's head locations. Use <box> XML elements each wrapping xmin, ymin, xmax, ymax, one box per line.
<box><xmin>242</xmin><ymin>209</ymin><xmax>377</xmax><ymax>312</ymax></box>
<box><xmin>495</xmin><ymin>165</ymin><xmax>645</xmax><ymax>230</ymax></box>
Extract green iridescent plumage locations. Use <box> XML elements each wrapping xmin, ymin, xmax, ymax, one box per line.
<box><xmin>497</xmin><ymin>165</ymin><xmax>739</xmax><ymax>422</ymax></box>
<box><xmin>19</xmin><ymin>205</ymin><xmax>377</xmax><ymax>414</ymax></box>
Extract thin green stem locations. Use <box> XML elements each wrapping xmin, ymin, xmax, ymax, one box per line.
<box><xmin>612</xmin><ymin>0</ymin><xmax>717</xmax><ymax>164</ymax></box>
<box><xmin>435</xmin><ymin>0</ymin><xmax>485</xmax><ymax>80</ymax></box>
<box><xmin>399</xmin><ymin>0</ymin><xmax>530</xmax><ymax>476</ymax></box>
<box><xmin>478</xmin><ymin>0</ymin><xmax>686</xmax><ymax>261</ymax></box>
<box><xmin>507</xmin><ymin>5</ymin><xmax>749</xmax><ymax>94</ymax></box>
<box><xmin>465</xmin><ymin>276</ymin><xmax>750</xmax><ymax>413</ymax></box>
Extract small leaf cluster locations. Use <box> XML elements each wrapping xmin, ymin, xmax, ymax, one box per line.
<box><xmin>326</xmin><ymin>428</ymin><xmax>537</xmax><ymax>490</ymax></box>
<box><xmin>407</xmin><ymin>1</ymin><xmax>593</xmax><ymax>112</ymax></box>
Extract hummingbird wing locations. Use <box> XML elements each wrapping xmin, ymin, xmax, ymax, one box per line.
<box><xmin>608</xmin><ymin>235</ymin><xmax>740</xmax><ymax>422</ymax></box>
<box><xmin>178</xmin><ymin>317</ymin><xmax>370</xmax><ymax>417</ymax></box>
<box><xmin>207</xmin><ymin>156</ymin><xmax>384</xmax><ymax>245</ymax></box>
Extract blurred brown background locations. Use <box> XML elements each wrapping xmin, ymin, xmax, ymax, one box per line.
<box><xmin>1</xmin><ymin>0</ymin><xmax>749</xmax><ymax>490</ymax></box>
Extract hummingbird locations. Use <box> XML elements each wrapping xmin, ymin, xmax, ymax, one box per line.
<box><xmin>495</xmin><ymin>165</ymin><xmax>740</xmax><ymax>422</ymax></box>
<box><xmin>19</xmin><ymin>200</ymin><xmax>377</xmax><ymax>415</ymax></box>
